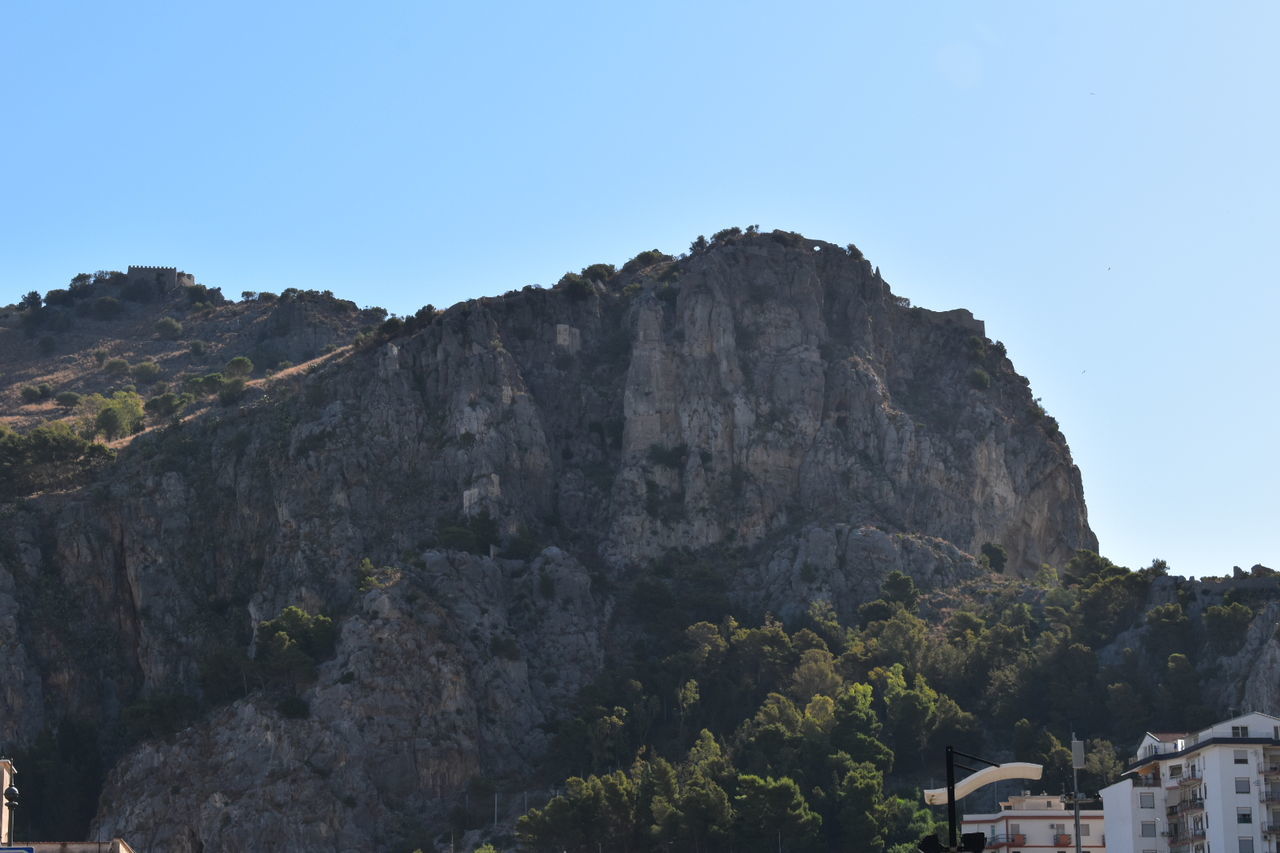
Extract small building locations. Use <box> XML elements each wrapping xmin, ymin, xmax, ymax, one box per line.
<box><xmin>125</xmin><ymin>265</ymin><xmax>194</xmax><ymax>296</ymax></box>
<box><xmin>0</xmin><ymin>759</ymin><xmax>135</xmax><ymax>853</ymax></box>
<box><xmin>1100</xmin><ymin>711</ymin><xmax>1280</xmax><ymax>853</ymax></box>
<box><xmin>963</xmin><ymin>790</ymin><xmax>1106</xmax><ymax>851</ymax></box>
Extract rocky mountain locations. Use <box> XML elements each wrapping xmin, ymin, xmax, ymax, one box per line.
<box><xmin>0</xmin><ymin>229</ymin><xmax>1122</xmax><ymax>849</ymax></box>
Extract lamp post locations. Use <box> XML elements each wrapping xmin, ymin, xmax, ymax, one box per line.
<box><xmin>922</xmin><ymin>747</ymin><xmax>1043</xmax><ymax>852</ymax></box>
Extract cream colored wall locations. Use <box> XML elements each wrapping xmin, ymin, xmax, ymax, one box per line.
<box><xmin>0</xmin><ymin>759</ymin><xmax>13</xmax><ymax>845</ymax></box>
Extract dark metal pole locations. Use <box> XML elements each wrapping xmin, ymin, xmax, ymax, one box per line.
<box><xmin>946</xmin><ymin>745</ymin><xmax>957</xmax><ymax>851</ymax></box>
<box><xmin>1071</xmin><ymin>734</ymin><xmax>1084</xmax><ymax>853</ymax></box>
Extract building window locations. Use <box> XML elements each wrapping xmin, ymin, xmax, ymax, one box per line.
<box><xmin>1142</xmin><ymin>821</ymin><xmax>1158</xmax><ymax>837</ymax></box>
<box><xmin>1238</xmin><ymin>777</ymin><xmax>1252</xmax><ymax>794</ymax></box>
<box><xmin>1236</xmin><ymin>749</ymin><xmax>1250</xmax><ymax>764</ymax></box>
<box><xmin>1233</xmin><ymin>725</ymin><xmax>1250</xmax><ymax>738</ymax></box>
<box><xmin>1141</xmin><ymin>792</ymin><xmax>1155</xmax><ymax>808</ymax></box>
<box><xmin>1170</xmin><ymin>764</ymin><xmax>1184</xmax><ymax>778</ymax></box>
<box><xmin>1238</xmin><ymin>807</ymin><xmax>1253</xmax><ymax>823</ymax></box>
<box><xmin>1079</xmin><ymin>824</ymin><xmax>1090</xmax><ymax>836</ymax></box>
<box><xmin>1239</xmin><ymin>837</ymin><xmax>1255</xmax><ymax>853</ymax></box>
<box><xmin>1010</xmin><ymin>824</ymin><xmax>1020</xmax><ymax>835</ymax></box>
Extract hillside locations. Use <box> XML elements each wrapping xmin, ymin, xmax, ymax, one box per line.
<box><xmin>0</xmin><ymin>230</ymin><xmax>1273</xmax><ymax>852</ymax></box>
<box><xmin>0</xmin><ymin>270</ymin><xmax>384</xmax><ymax>427</ymax></box>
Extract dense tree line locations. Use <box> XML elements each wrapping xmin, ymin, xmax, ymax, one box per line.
<box><xmin>517</xmin><ymin>555</ymin><xmax>1266</xmax><ymax>851</ymax></box>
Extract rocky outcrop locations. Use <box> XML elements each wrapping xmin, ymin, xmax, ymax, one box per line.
<box><xmin>0</xmin><ymin>231</ymin><xmax>1099</xmax><ymax>849</ymax></box>
<box><xmin>91</xmin><ymin>548</ymin><xmax>605</xmax><ymax>852</ymax></box>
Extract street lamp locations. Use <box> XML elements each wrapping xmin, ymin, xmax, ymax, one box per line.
<box><xmin>922</xmin><ymin>746</ymin><xmax>1043</xmax><ymax>852</ymax></box>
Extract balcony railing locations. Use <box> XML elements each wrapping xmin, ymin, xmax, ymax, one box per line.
<box><xmin>985</xmin><ymin>834</ymin><xmax>1026</xmax><ymax>849</ymax></box>
<box><xmin>1177</xmin><ymin>797</ymin><xmax>1205</xmax><ymax>813</ymax></box>
<box><xmin>1261</xmin><ymin>790</ymin><xmax>1280</xmax><ymax>804</ymax></box>
<box><xmin>1053</xmin><ymin>834</ymin><xmax>1072</xmax><ymax>846</ymax></box>
<box><xmin>1263</xmin><ymin>823</ymin><xmax>1280</xmax><ymax>837</ymax></box>
<box><xmin>1178</xmin><ymin>771</ymin><xmax>1204</xmax><ymax>787</ymax></box>
<box><xmin>1131</xmin><ymin>745</ymin><xmax>1180</xmax><ymax>765</ymax></box>
<box><xmin>1133</xmin><ymin>776</ymin><xmax>1161</xmax><ymax>787</ymax></box>
<box><xmin>1259</xmin><ymin>763</ymin><xmax>1280</xmax><ymax>776</ymax></box>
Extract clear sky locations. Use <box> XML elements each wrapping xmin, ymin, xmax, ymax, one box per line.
<box><xmin>3</xmin><ymin>1</ymin><xmax>1276</xmax><ymax>578</ymax></box>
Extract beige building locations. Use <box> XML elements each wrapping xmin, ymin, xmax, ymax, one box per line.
<box><xmin>964</xmin><ymin>791</ymin><xmax>1106</xmax><ymax>852</ymax></box>
<box><xmin>0</xmin><ymin>759</ymin><xmax>135</xmax><ymax>853</ymax></box>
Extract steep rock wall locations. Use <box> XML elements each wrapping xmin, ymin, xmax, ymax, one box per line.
<box><xmin>0</xmin><ymin>232</ymin><xmax>1098</xmax><ymax>848</ymax></box>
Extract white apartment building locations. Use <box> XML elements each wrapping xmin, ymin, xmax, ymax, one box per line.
<box><xmin>963</xmin><ymin>791</ymin><xmax>1106</xmax><ymax>852</ymax></box>
<box><xmin>1101</xmin><ymin>711</ymin><xmax>1280</xmax><ymax>853</ymax></box>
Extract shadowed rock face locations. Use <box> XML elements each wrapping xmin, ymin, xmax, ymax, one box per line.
<box><xmin>0</xmin><ymin>232</ymin><xmax>1098</xmax><ymax>849</ymax></box>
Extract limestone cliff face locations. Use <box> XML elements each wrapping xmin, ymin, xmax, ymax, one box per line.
<box><xmin>91</xmin><ymin>549</ymin><xmax>606</xmax><ymax>851</ymax></box>
<box><xmin>0</xmin><ymin>231</ymin><xmax>1099</xmax><ymax>849</ymax></box>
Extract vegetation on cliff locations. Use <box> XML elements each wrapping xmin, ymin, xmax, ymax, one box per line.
<box><xmin>511</xmin><ymin>556</ymin><xmax>1264</xmax><ymax>851</ymax></box>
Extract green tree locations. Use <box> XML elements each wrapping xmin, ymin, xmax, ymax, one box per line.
<box><xmin>678</xmin><ymin>678</ymin><xmax>700</xmax><ymax>740</ymax></box>
<box><xmin>1062</xmin><ymin>549</ymin><xmax>1125</xmax><ymax>587</ymax></box>
<box><xmin>835</xmin><ymin>762</ymin><xmax>885</xmax><ymax>852</ymax></box>
<box><xmin>879</xmin><ymin>795</ymin><xmax>938</xmax><ymax>853</ymax></box>
<box><xmin>946</xmin><ymin>611</ymin><xmax>986</xmax><ymax>643</ymax></box>
<box><xmin>734</xmin><ymin>774</ymin><xmax>822</xmax><ymax>852</ymax></box>
<box><xmin>881</xmin><ymin>571</ymin><xmax>919</xmax><ymax>611</ymax></box>
<box><xmin>1157</xmin><ymin>653</ymin><xmax>1210</xmax><ymax>730</ymax></box>
<box><xmin>255</xmin><ymin>606</ymin><xmax>337</xmax><ymax>691</ymax></box>
<box><xmin>144</xmin><ymin>392</ymin><xmax>193</xmax><ymax>420</ymax></box>
<box><xmin>88</xmin><ymin>391</ymin><xmax>145</xmax><ymax>439</ymax></box>
<box><xmin>1204</xmin><ymin>602</ymin><xmax>1253</xmax><ymax>652</ymax></box>
<box><xmin>788</xmin><ymin>644</ymin><xmax>841</xmax><ymax>698</ymax></box>
<box><xmin>1104</xmin><ymin>681</ymin><xmax>1151</xmax><ymax>743</ymax></box>
<box><xmin>518</xmin><ymin>772</ymin><xmax>638</xmax><ymax>852</ymax></box>
<box><xmin>1081</xmin><ymin>739</ymin><xmax>1123</xmax><ymax>793</ymax></box>
<box><xmin>1145</xmin><ymin>602</ymin><xmax>1193</xmax><ymax>659</ymax></box>
<box><xmin>93</xmin><ymin>296</ymin><xmax>122</xmax><ymax>319</ymax></box>
<box><xmin>224</xmin><ymin>355</ymin><xmax>254</xmax><ymax>378</ymax></box>
<box><xmin>830</xmin><ymin>683</ymin><xmax>893</xmax><ymax>773</ymax></box>
<box><xmin>870</xmin><ymin>664</ymin><xmax>939</xmax><ymax>766</ymax></box>
<box><xmin>130</xmin><ymin>361</ymin><xmax>162</xmax><ymax>384</ymax></box>
<box><xmin>652</xmin><ymin>767</ymin><xmax>734</xmax><ymax>851</ymax></box>
<box><xmin>155</xmin><ymin>316</ymin><xmax>183</xmax><ymax>339</ymax></box>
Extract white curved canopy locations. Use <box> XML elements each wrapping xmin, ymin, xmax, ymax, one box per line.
<box><xmin>923</xmin><ymin>762</ymin><xmax>1043</xmax><ymax>805</ymax></box>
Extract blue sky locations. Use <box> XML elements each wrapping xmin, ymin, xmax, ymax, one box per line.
<box><xmin>3</xmin><ymin>1</ymin><xmax>1276</xmax><ymax>578</ymax></box>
